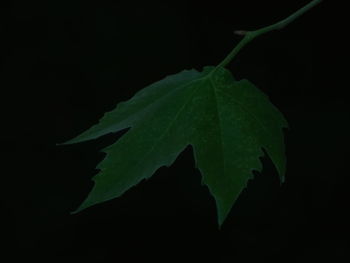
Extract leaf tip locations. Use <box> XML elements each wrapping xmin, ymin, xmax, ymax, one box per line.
<box><xmin>70</xmin><ymin>204</ymin><xmax>88</xmax><ymax>215</ymax></box>
<box><xmin>70</xmin><ymin>195</ymin><xmax>98</xmax><ymax>215</ymax></box>
<box><xmin>280</xmin><ymin>174</ymin><xmax>286</xmax><ymax>185</ymax></box>
<box><xmin>217</xmin><ymin>217</ymin><xmax>225</xmax><ymax>230</ymax></box>
<box><xmin>56</xmin><ymin>137</ymin><xmax>83</xmax><ymax>146</ymax></box>
<box><xmin>215</xmin><ymin>199</ymin><xmax>234</xmax><ymax>230</ymax></box>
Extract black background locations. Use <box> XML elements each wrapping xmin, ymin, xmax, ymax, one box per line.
<box><xmin>1</xmin><ymin>0</ymin><xmax>348</xmax><ymax>262</ymax></box>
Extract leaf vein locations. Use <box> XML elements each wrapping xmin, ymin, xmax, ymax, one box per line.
<box><xmin>216</xmin><ymin>88</ymin><xmax>270</xmax><ymax>138</ymax></box>
<box><xmin>209</xmin><ymin>77</ymin><xmax>226</xmax><ymax>175</ymax></box>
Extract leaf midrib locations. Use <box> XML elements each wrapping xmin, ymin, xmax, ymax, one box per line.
<box><xmin>99</xmin><ymin>77</ymin><xmax>206</xmax><ymax>182</ymax></box>
<box><xmin>113</xmin><ymin>74</ymin><xmax>209</xmax><ymax>129</ymax></box>
<box><xmin>209</xmin><ymin>75</ymin><xmax>226</xmax><ymax>176</ymax></box>
<box><xmin>216</xmin><ymin>87</ymin><xmax>270</xmax><ymax>139</ymax></box>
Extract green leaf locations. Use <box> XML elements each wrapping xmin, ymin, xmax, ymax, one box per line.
<box><xmin>65</xmin><ymin>66</ymin><xmax>288</xmax><ymax>226</ymax></box>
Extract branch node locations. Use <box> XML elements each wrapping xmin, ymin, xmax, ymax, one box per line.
<box><xmin>234</xmin><ymin>30</ymin><xmax>249</xmax><ymax>36</ymax></box>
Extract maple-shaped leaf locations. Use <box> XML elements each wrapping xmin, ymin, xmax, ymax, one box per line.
<box><xmin>65</xmin><ymin>66</ymin><xmax>288</xmax><ymax>226</ymax></box>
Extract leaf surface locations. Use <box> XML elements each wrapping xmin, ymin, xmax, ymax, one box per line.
<box><xmin>66</xmin><ymin>66</ymin><xmax>288</xmax><ymax>226</ymax></box>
